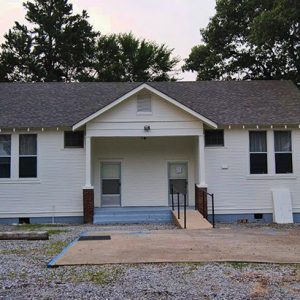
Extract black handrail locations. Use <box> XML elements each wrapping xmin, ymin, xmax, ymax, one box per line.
<box><xmin>170</xmin><ymin>184</ymin><xmax>187</xmax><ymax>229</ymax></box>
<box><xmin>171</xmin><ymin>185</ymin><xmax>174</xmax><ymax>210</ymax></box>
<box><xmin>177</xmin><ymin>192</ymin><xmax>180</xmax><ymax>219</ymax></box>
<box><xmin>197</xmin><ymin>187</ymin><xmax>215</xmax><ymax>228</ymax></box>
<box><xmin>184</xmin><ymin>193</ymin><xmax>187</xmax><ymax>229</ymax></box>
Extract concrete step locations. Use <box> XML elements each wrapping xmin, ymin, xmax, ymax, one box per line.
<box><xmin>172</xmin><ymin>210</ymin><xmax>213</xmax><ymax>229</ymax></box>
<box><xmin>93</xmin><ymin>207</ymin><xmax>173</xmax><ymax>225</ymax></box>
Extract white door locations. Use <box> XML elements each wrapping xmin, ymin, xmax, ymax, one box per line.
<box><xmin>101</xmin><ymin>162</ymin><xmax>121</xmax><ymax>207</ymax></box>
<box><xmin>168</xmin><ymin>162</ymin><xmax>188</xmax><ymax>206</ymax></box>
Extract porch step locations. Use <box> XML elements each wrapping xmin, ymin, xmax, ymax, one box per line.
<box><xmin>93</xmin><ymin>207</ymin><xmax>173</xmax><ymax>224</ymax></box>
<box><xmin>172</xmin><ymin>210</ymin><xmax>213</xmax><ymax>229</ymax></box>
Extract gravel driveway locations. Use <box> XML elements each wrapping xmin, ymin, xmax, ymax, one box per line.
<box><xmin>1</xmin><ymin>223</ymin><xmax>300</xmax><ymax>299</ymax></box>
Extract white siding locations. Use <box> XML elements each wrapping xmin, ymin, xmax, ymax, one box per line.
<box><xmin>0</xmin><ymin>131</ymin><xmax>85</xmax><ymax>218</ymax></box>
<box><xmin>86</xmin><ymin>93</ymin><xmax>203</xmax><ymax>137</ymax></box>
<box><xmin>206</xmin><ymin>129</ymin><xmax>300</xmax><ymax>214</ymax></box>
<box><xmin>92</xmin><ymin>136</ymin><xmax>196</xmax><ymax>207</ymax></box>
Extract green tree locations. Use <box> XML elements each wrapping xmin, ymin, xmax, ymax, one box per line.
<box><xmin>0</xmin><ymin>22</ymin><xmax>36</xmax><ymax>81</ymax></box>
<box><xmin>82</xmin><ymin>33</ymin><xmax>179</xmax><ymax>82</ymax></box>
<box><xmin>0</xmin><ymin>0</ymin><xmax>98</xmax><ymax>81</ymax></box>
<box><xmin>183</xmin><ymin>0</ymin><xmax>300</xmax><ymax>84</ymax></box>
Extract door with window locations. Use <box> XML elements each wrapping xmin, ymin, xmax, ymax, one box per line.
<box><xmin>101</xmin><ymin>162</ymin><xmax>121</xmax><ymax>207</ymax></box>
<box><xmin>168</xmin><ymin>162</ymin><xmax>188</xmax><ymax>206</ymax></box>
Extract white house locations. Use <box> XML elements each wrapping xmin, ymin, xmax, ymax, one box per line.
<box><xmin>0</xmin><ymin>81</ymin><xmax>299</xmax><ymax>224</ymax></box>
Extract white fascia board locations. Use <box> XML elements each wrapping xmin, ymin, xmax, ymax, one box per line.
<box><xmin>72</xmin><ymin>83</ymin><xmax>217</xmax><ymax>130</ymax></box>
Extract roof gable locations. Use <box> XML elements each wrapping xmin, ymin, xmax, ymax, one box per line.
<box><xmin>72</xmin><ymin>83</ymin><xmax>217</xmax><ymax>130</ymax></box>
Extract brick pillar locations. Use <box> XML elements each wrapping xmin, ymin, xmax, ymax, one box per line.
<box><xmin>83</xmin><ymin>188</ymin><xmax>94</xmax><ymax>224</ymax></box>
<box><xmin>195</xmin><ymin>185</ymin><xmax>208</xmax><ymax>219</ymax></box>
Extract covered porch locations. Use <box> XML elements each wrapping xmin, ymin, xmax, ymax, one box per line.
<box><xmin>82</xmin><ymin>134</ymin><xmax>208</xmax><ymax>223</ymax></box>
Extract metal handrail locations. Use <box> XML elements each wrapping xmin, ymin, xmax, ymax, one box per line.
<box><xmin>198</xmin><ymin>187</ymin><xmax>215</xmax><ymax>228</ymax></box>
<box><xmin>171</xmin><ymin>184</ymin><xmax>187</xmax><ymax>229</ymax></box>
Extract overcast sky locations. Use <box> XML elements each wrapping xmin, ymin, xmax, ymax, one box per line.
<box><xmin>0</xmin><ymin>0</ymin><xmax>216</xmax><ymax>80</ymax></box>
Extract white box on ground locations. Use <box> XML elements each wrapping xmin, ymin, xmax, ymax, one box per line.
<box><xmin>272</xmin><ymin>189</ymin><xmax>293</xmax><ymax>224</ymax></box>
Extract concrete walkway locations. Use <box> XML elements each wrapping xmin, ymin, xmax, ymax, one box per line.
<box><xmin>49</xmin><ymin>226</ymin><xmax>300</xmax><ymax>266</ymax></box>
<box><xmin>172</xmin><ymin>210</ymin><xmax>212</xmax><ymax>229</ymax></box>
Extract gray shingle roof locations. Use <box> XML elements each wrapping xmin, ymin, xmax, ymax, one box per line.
<box><xmin>0</xmin><ymin>80</ymin><xmax>299</xmax><ymax>128</ymax></box>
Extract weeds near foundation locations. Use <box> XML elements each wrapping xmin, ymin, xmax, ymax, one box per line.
<box><xmin>16</xmin><ymin>224</ymin><xmax>65</xmax><ymax>231</ymax></box>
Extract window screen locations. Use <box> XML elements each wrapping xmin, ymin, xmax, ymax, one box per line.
<box><xmin>249</xmin><ymin>131</ymin><xmax>267</xmax><ymax>174</ymax></box>
<box><xmin>205</xmin><ymin>130</ymin><xmax>224</xmax><ymax>146</ymax></box>
<box><xmin>19</xmin><ymin>134</ymin><xmax>37</xmax><ymax>178</ymax></box>
<box><xmin>274</xmin><ymin>131</ymin><xmax>293</xmax><ymax>173</ymax></box>
<box><xmin>64</xmin><ymin>131</ymin><xmax>84</xmax><ymax>148</ymax></box>
<box><xmin>0</xmin><ymin>135</ymin><xmax>11</xmax><ymax>178</ymax></box>
<box><xmin>137</xmin><ymin>93</ymin><xmax>151</xmax><ymax>113</ymax></box>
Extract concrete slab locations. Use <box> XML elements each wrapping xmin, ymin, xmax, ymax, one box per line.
<box><xmin>49</xmin><ymin>227</ymin><xmax>300</xmax><ymax>266</ymax></box>
<box><xmin>172</xmin><ymin>210</ymin><xmax>212</xmax><ymax>229</ymax></box>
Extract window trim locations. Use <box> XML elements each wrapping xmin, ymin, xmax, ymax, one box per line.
<box><xmin>0</xmin><ymin>134</ymin><xmax>11</xmax><ymax>178</ymax></box>
<box><xmin>274</xmin><ymin>130</ymin><xmax>293</xmax><ymax>174</ymax></box>
<box><xmin>249</xmin><ymin>130</ymin><xmax>268</xmax><ymax>175</ymax></box>
<box><xmin>64</xmin><ymin>131</ymin><xmax>84</xmax><ymax>148</ymax></box>
<box><xmin>19</xmin><ymin>134</ymin><xmax>38</xmax><ymax>178</ymax></box>
<box><xmin>204</xmin><ymin>129</ymin><xmax>225</xmax><ymax>147</ymax></box>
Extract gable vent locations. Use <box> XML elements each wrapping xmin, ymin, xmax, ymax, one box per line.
<box><xmin>137</xmin><ymin>93</ymin><xmax>152</xmax><ymax>113</ymax></box>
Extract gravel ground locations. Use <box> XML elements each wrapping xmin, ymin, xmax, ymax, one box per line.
<box><xmin>1</xmin><ymin>223</ymin><xmax>300</xmax><ymax>300</ymax></box>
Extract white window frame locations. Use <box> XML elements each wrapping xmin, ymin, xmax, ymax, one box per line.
<box><xmin>19</xmin><ymin>134</ymin><xmax>38</xmax><ymax>178</ymax></box>
<box><xmin>0</xmin><ymin>134</ymin><xmax>11</xmax><ymax>178</ymax></box>
<box><xmin>249</xmin><ymin>130</ymin><xmax>268</xmax><ymax>175</ymax></box>
<box><xmin>274</xmin><ymin>130</ymin><xmax>293</xmax><ymax>174</ymax></box>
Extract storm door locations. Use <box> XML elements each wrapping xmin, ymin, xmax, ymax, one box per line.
<box><xmin>101</xmin><ymin>162</ymin><xmax>121</xmax><ymax>207</ymax></box>
<box><xmin>168</xmin><ymin>162</ymin><xmax>188</xmax><ymax>206</ymax></box>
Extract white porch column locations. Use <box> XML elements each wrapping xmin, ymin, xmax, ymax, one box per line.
<box><xmin>84</xmin><ymin>136</ymin><xmax>92</xmax><ymax>188</ymax></box>
<box><xmin>198</xmin><ymin>133</ymin><xmax>207</xmax><ymax>187</ymax></box>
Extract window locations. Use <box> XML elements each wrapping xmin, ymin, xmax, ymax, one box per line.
<box><xmin>137</xmin><ymin>93</ymin><xmax>152</xmax><ymax>113</ymax></box>
<box><xmin>274</xmin><ymin>131</ymin><xmax>293</xmax><ymax>173</ymax></box>
<box><xmin>205</xmin><ymin>130</ymin><xmax>224</xmax><ymax>146</ymax></box>
<box><xmin>249</xmin><ymin>131</ymin><xmax>267</xmax><ymax>174</ymax></box>
<box><xmin>0</xmin><ymin>135</ymin><xmax>11</xmax><ymax>178</ymax></box>
<box><xmin>19</xmin><ymin>134</ymin><xmax>37</xmax><ymax>178</ymax></box>
<box><xmin>64</xmin><ymin>131</ymin><xmax>84</xmax><ymax>148</ymax></box>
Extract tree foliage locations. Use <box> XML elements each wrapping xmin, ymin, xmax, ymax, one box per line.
<box><xmin>183</xmin><ymin>0</ymin><xmax>300</xmax><ymax>84</ymax></box>
<box><xmin>1</xmin><ymin>0</ymin><xmax>97</xmax><ymax>82</ymax></box>
<box><xmin>82</xmin><ymin>33</ymin><xmax>179</xmax><ymax>82</ymax></box>
<box><xmin>0</xmin><ymin>0</ymin><xmax>178</xmax><ymax>82</ymax></box>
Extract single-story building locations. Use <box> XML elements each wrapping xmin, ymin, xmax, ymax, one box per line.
<box><xmin>0</xmin><ymin>80</ymin><xmax>299</xmax><ymax>224</ymax></box>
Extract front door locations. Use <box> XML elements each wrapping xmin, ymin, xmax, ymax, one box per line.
<box><xmin>101</xmin><ymin>162</ymin><xmax>121</xmax><ymax>207</ymax></box>
<box><xmin>168</xmin><ymin>162</ymin><xmax>188</xmax><ymax>206</ymax></box>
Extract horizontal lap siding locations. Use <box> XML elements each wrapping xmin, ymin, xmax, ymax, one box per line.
<box><xmin>206</xmin><ymin>129</ymin><xmax>300</xmax><ymax>214</ymax></box>
<box><xmin>86</xmin><ymin>94</ymin><xmax>203</xmax><ymax>137</ymax></box>
<box><xmin>92</xmin><ymin>137</ymin><xmax>196</xmax><ymax>207</ymax></box>
<box><xmin>0</xmin><ymin>131</ymin><xmax>85</xmax><ymax>218</ymax></box>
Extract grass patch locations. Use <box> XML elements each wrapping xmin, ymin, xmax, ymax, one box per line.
<box><xmin>0</xmin><ymin>249</ymin><xmax>29</xmax><ymax>255</ymax></box>
<box><xmin>46</xmin><ymin>241</ymin><xmax>69</xmax><ymax>256</ymax></box>
<box><xmin>47</xmin><ymin>229</ymin><xmax>67</xmax><ymax>235</ymax></box>
<box><xmin>227</xmin><ymin>262</ymin><xmax>251</xmax><ymax>270</ymax></box>
<box><xmin>16</xmin><ymin>224</ymin><xmax>65</xmax><ymax>231</ymax></box>
<box><xmin>75</xmin><ymin>267</ymin><xmax>124</xmax><ymax>286</ymax></box>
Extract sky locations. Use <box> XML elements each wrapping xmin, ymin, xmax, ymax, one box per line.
<box><xmin>0</xmin><ymin>0</ymin><xmax>216</xmax><ymax>80</ymax></box>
